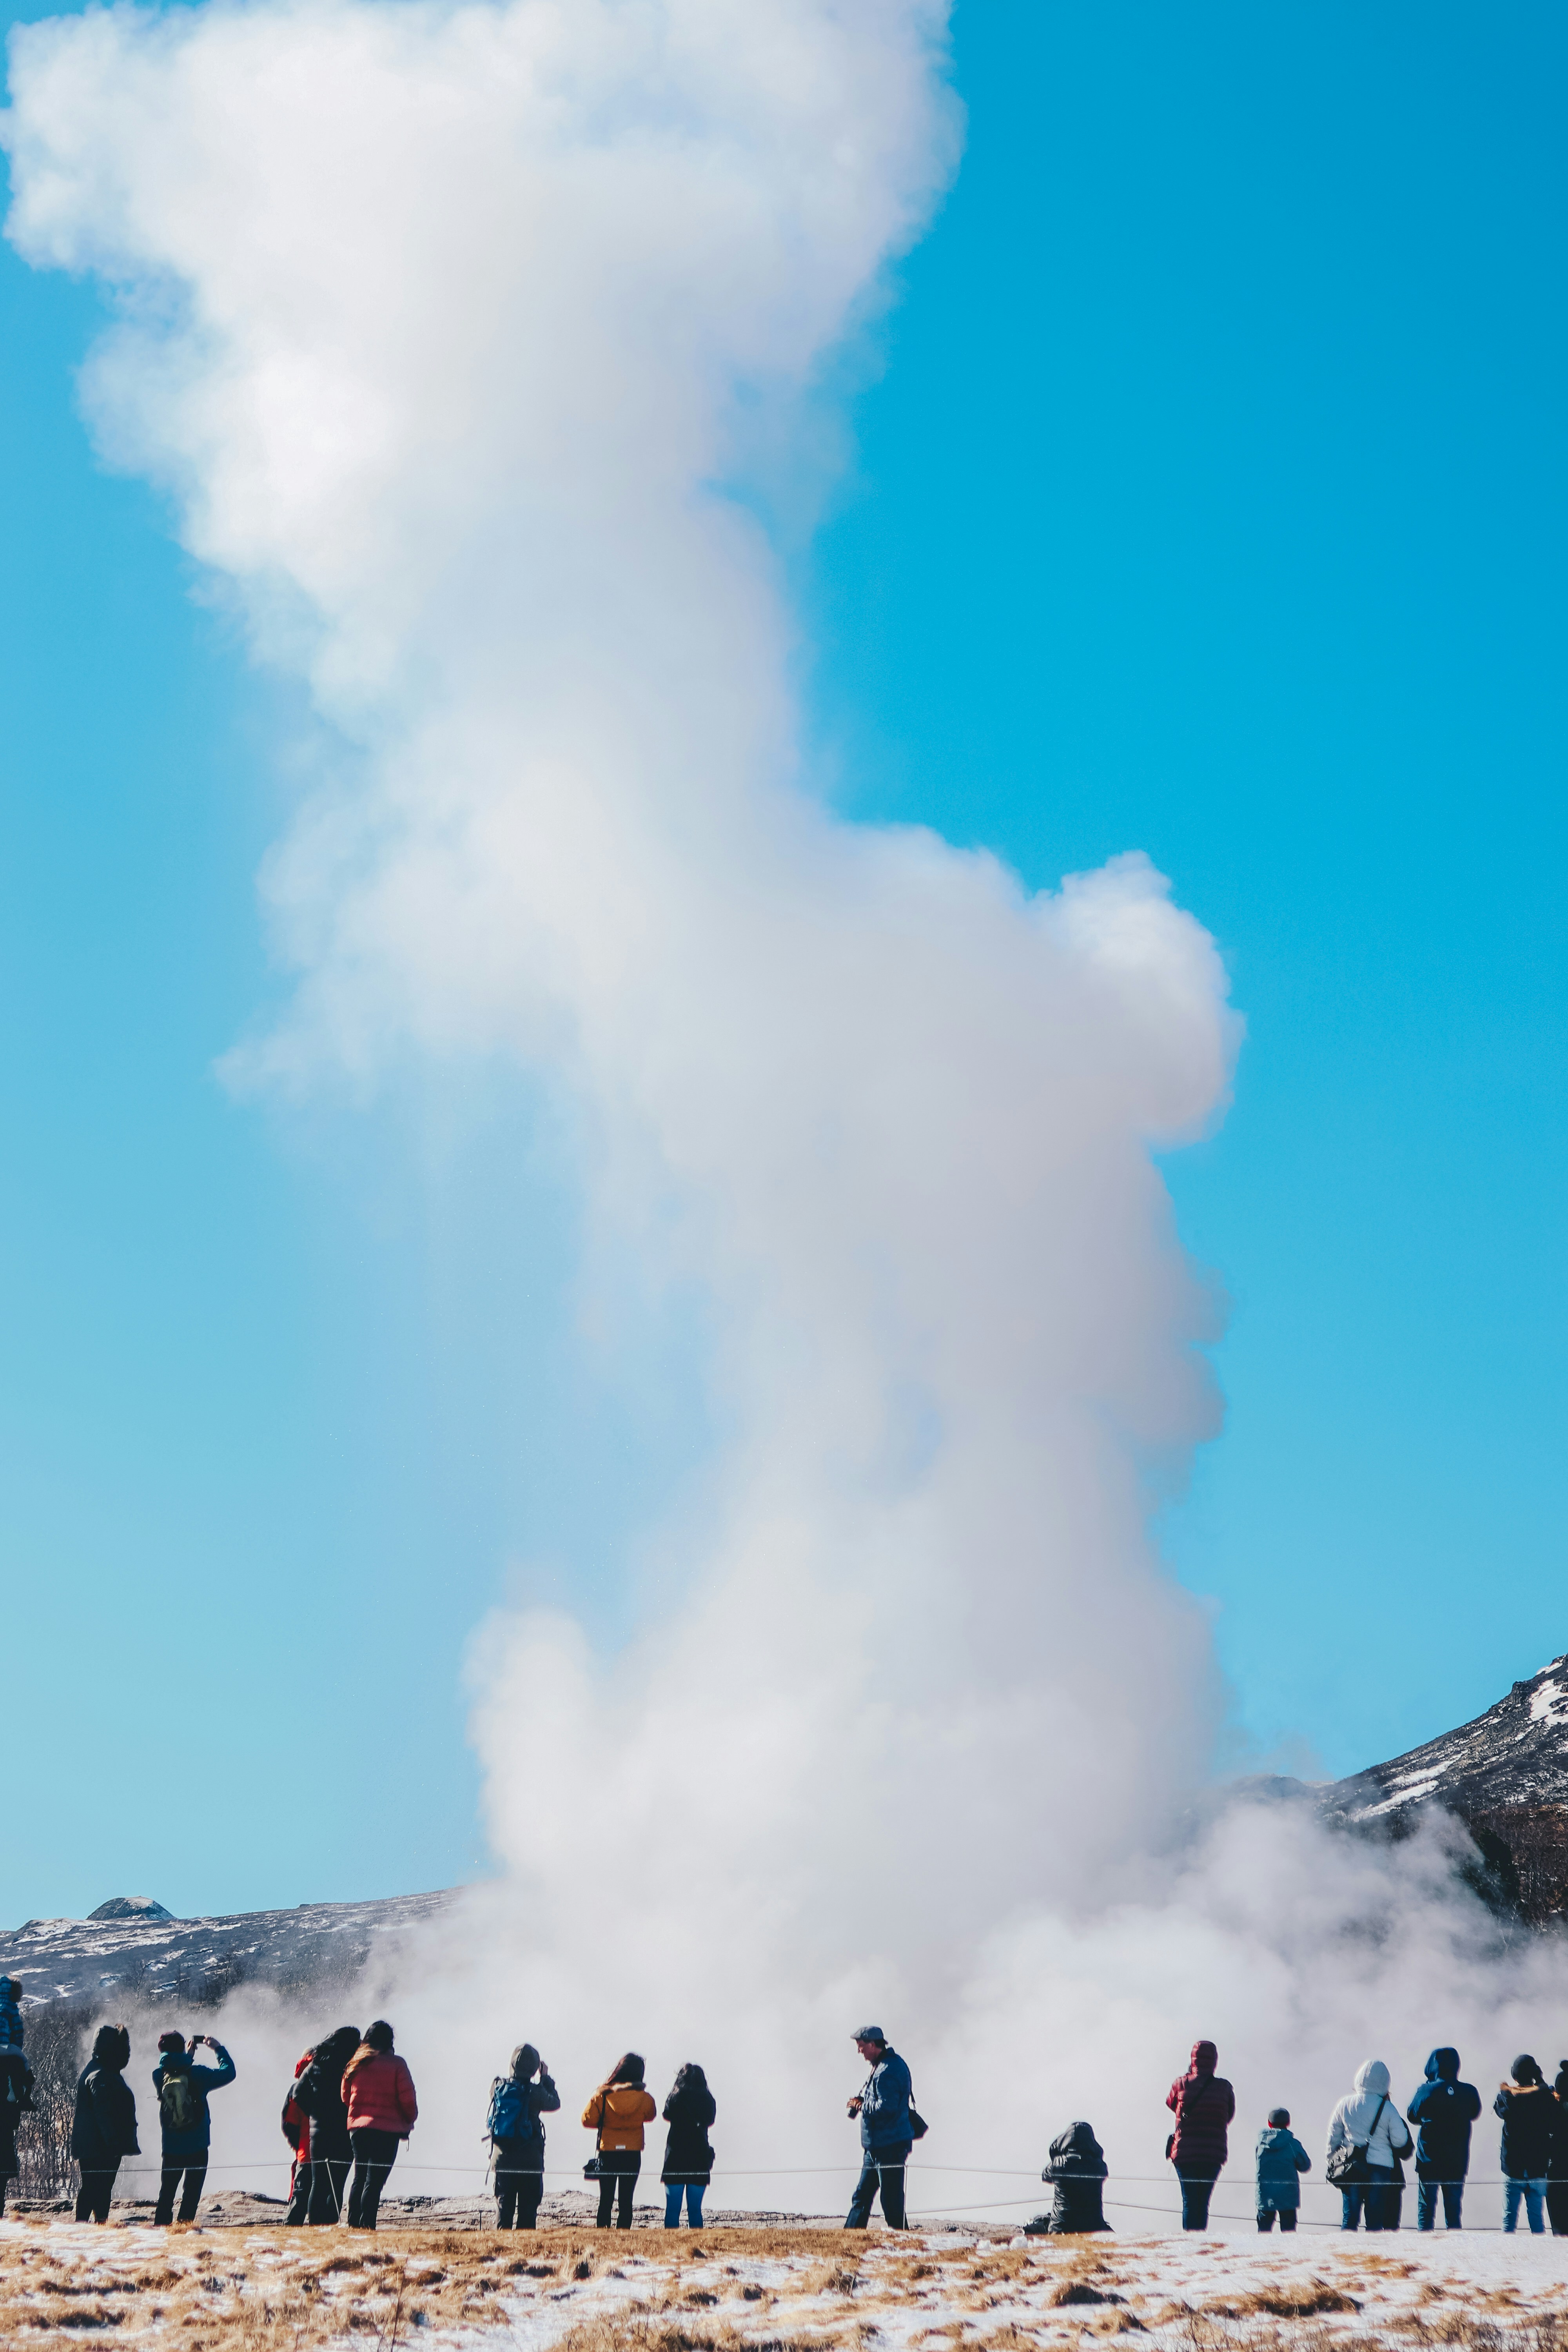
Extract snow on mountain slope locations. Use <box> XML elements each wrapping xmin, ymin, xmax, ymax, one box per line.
<box><xmin>1327</xmin><ymin>1652</ymin><xmax>1568</xmax><ymax>1820</ymax></box>
<box><xmin>0</xmin><ymin>1889</ymin><xmax>453</xmax><ymax>2009</ymax></box>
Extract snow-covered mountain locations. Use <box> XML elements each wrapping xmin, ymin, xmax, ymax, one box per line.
<box><xmin>1326</xmin><ymin>1651</ymin><xmax>1568</xmax><ymax>1922</ymax></box>
<box><xmin>0</xmin><ymin>1888</ymin><xmax>452</xmax><ymax>2010</ymax></box>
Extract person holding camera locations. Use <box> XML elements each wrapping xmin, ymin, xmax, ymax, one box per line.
<box><xmin>152</xmin><ymin>2029</ymin><xmax>236</xmax><ymax>2225</ymax></box>
<box><xmin>844</xmin><ymin>2027</ymin><xmax>913</xmax><ymax>2230</ymax></box>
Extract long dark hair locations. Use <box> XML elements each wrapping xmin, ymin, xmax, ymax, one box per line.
<box><xmin>364</xmin><ymin>2020</ymin><xmax>395</xmax><ymax>2054</ymax></box>
<box><xmin>315</xmin><ymin>2025</ymin><xmax>361</xmax><ymax>2064</ymax></box>
<box><xmin>672</xmin><ymin>2062</ymin><xmax>708</xmax><ymax>2097</ymax></box>
<box><xmin>604</xmin><ymin>2051</ymin><xmax>644</xmax><ymax>2087</ymax></box>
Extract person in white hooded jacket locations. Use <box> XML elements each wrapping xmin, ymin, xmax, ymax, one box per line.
<box><xmin>1327</xmin><ymin>2060</ymin><xmax>1414</xmax><ymax>2232</ymax></box>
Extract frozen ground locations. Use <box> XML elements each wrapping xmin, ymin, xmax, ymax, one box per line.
<box><xmin>2</xmin><ymin>2215</ymin><xmax>1567</xmax><ymax>2350</ymax></box>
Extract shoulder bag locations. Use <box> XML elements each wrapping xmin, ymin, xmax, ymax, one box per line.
<box><xmin>1326</xmin><ymin>2093</ymin><xmax>1387</xmax><ymax>2189</ymax></box>
<box><xmin>584</xmin><ymin>2086</ymin><xmax>611</xmax><ymax>2179</ymax></box>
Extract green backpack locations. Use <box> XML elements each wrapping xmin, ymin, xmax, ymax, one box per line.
<box><xmin>160</xmin><ymin>2068</ymin><xmax>201</xmax><ymax>2134</ymax></box>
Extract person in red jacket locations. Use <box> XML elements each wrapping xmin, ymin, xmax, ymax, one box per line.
<box><xmin>281</xmin><ymin>2047</ymin><xmax>314</xmax><ymax>2225</ymax></box>
<box><xmin>341</xmin><ymin>2021</ymin><xmax>418</xmax><ymax>2230</ymax></box>
<box><xmin>1166</xmin><ymin>2039</ymin><xmax>1236</xmax><ymax>2231</ymax></box>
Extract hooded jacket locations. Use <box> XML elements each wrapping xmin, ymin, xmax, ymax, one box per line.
<box><xmin>72</xmin><ymin>2029</ymin><xmax>138</xmax><ymax>2168</ymax></box>
<box><xmin>1494</xmin><ymin>2062</ymin><xmax>1556</xmax><ymax>2180</ymax></box>
<box><xmin>661</xmin><ymin>2072</ymin><xmax>717</xmax><ymax>2183</ymax></box>
<box><xmin>1254</xmin><ymin>2127</ymin><xmax>1311</xmax><ymax>2209</ymax></box>
<box><xmin>582</xmin><ymin>2081</ymin><xmax>657</xmax><ymax>2152</ymax></box>
<box><xmin>0</xmin><ymin>1982</ymin><xmax>23</xmax><ymax>2052</ymax></box>
<box><xmin>1038</xmin><ymin>2121</ymin><xmax>1110</xmax><ymax>2233</ymax></box>
<box><xmin>152</xmin><ymin>2041</ymin><xmax>236</xmax><ymax>2160</ymax></box>
<box><xmin>1165</xmin><ymin>2042</ymin><xmax>1235</xmax><ymax>2172</ymax></box>
<box><xmin>342</xmin><ymin>2047</ymin><xmax>418</xmax><ymax>2138</ymax></box>
<box><xmin>1327</xmin><ymin>2061</ymin><xmax>1412</xmax><ymax>2171</ymax></box>
<box><xmin>1407</xmin><ymin>2049</ymin><xmax>1481</xmax><ymax>2181</ymax></box>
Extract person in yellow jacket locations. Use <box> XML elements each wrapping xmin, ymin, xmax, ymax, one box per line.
<box><xmin>583</xmin><ymin>2054</ymin><xmax>657</xmax><ymax>2228</ymax></box>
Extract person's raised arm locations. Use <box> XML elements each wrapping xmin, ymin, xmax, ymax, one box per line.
<box><xmin>536</xmin><ymin>2069</ymin><xmax>560</xmax><ymax>2115</ymax></box>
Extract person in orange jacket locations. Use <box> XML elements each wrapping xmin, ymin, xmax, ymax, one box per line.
<box><xmin>341</xmin><ymin>2021</ymin><xmax>417</xmax><ymax>2230</ymax></box>
<box><xmin>582</xmin><ymin>2053</ymin><xmax>657</xmax><ymax>2229</ymax></box>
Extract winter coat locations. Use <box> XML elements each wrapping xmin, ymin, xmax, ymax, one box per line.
<box><xmin>1327</xmin><ymin>2061</ymin><xmax>1412</xmax><ymax>2172</ymax></box>
<box><xmin>1550</xmin><ymin>2066</ymin><xmax>1568</xmax><ymax>2181</ymax></box>
<box><xmin>72</xmin><ymin>2061</ymin><xmax>138</xmax><ymax>2168</ymax></box>
<box><xmin>489</xmin><ymin>2068</ymin><xmax>560</xmax><ymax>2149</ymax></box>
<box><xmin>661</xmin><ymin>2078</ymin><xmax>717</xmax><ymax>2184</ymax></box>
<box><xmin>1039</xmin><ymin>2121</ymin><xmax>1110</xmax><ymax>2233</ymax></box>
<box><xmin>1166</xmin><ymin>2042</ymin><xmax>1235</xmax><ymax>2173</ymax></box>
<box><xmin>296</xmin><ymin>2049</ymin><xmax>356</xmax><ymax>2163</ymax></box>
<box><xmin>1494</xmin><ymin>2080</ymin><xmax>1556</xmax><ymax>2179</ymax></box>
<box><xmin>858</xmin><ymin>2047</ymin><xmax>915</xmax><ymax>2154</ymax></box>
<box><xmin>341</xmin><ymin>2048</ymin><xmax>418</xmax><ymax>2138</ymax></box>
<box><xmin>0</xmin><ymin>1984</ymin><xmax>23</xmax><ymax>2051</ymax></box>
<box><xmin>1407</xmin><ymin>2049</ymin><xmax>1482</xmax><ymax>2182</ymax></box>
<box><xmin>0</xmin><ymin>2052</ymin><xmax>33</xmax><ymax>2123</ymax></box>
<box><xmin>152</xmin><ymin>2042</ymin><xmax>236</xmax><ymax>2160</ymax></box>
<box><xmin>282</xmin><ymin>2051</ymin><xmax>312</xmax><ymax>2159</ymax></box>
<box><xmin>1254</xmin><ymin>2127</ymin><xmax>1311</xmax><ymax>2210</ymax></box>
<box><xmin>582</xmin><ymin>2082</ymin><xmax>657</xmax><ymax>2152</ymax></box>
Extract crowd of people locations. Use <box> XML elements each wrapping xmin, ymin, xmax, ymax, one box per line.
<box><xmin>1027</xmin><ymin>2038</ymin><xmax>1568</xmax><ymax>2238</ymax></box>
<box><xmin>2</xmin><ymin>1984</ymin><xmax>1566</xmax><ymax>2239</ymax></box>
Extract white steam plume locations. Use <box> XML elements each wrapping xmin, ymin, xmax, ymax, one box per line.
<box><xmin>7</xmin><ymin>0</ymin><xmax>1554</xmax><ymax>2225</ymax></box>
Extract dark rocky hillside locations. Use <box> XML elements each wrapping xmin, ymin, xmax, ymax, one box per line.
<box><xmin>1326</xmin><ymin>1651</ymin><xmax>1568</xmax><ymax>1923</ymax></box>
<box><xmin>0</xmin><ymin>1887</ymin><xmax>452</xmax><ymax>2010</ymax></box>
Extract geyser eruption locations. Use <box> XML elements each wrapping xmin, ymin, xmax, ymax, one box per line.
<box><xmin>7</xmin><ymin>0</ymin><xmax>1552</xmax><ymax>2219</ymax></box>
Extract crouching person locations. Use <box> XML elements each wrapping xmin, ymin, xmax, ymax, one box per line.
<box><xmin>1025</xmin><ymin>2123</ymin><xmax>1111</xmax><ymax>2234</ymax></box>
<box><xmin>1255</xmin><ymin>2108</ymin><xmax>1310</xmax><ymax>2232</ymax></box>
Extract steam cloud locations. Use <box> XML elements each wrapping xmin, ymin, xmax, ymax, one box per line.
<box><xmin>7</xmin><ymin>0</ymin><xmax>1557</xmax><ymax>2223</ymax></box>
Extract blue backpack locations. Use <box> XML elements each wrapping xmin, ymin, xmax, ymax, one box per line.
<box><xmin>487</xmin><ymin>2076</ymin><xmax>527</xmax><ymax>2139</ymax></box>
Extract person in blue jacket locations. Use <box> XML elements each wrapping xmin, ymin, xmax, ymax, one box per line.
<box><xmin>152</xmin><ymin>2030</ymin><xmax>236</xmax><ymax>2225</ymax></box>
<box><xmin>844</xmin><ymin>2026</ymin><xmax>913</xmax><ymax>2230</ymax></box>
<box><xmin>1407</xmin><ymin>2047</ymin><xmax>1482</xmax><ymax>2230</ymax></box>
<box><xmin>1255</xmin><ymin>2107</ymin><xmax>1311</xmax><ymax>2232</ymax></box>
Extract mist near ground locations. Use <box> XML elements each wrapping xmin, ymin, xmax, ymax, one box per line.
<box><xmin>6</xmin><ymin>0</ymin><xmax>1563</xmax><ymax>2220</ymax></box>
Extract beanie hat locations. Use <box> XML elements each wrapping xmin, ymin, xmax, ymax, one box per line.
<box><xmin>1267</xmin><ymin>2107</ymin><xmax>1290</xmax><ymax>2127</ymax></box>
<box><xmin>1512</xmin><ymin>2054</ymin><xmax>1542</xmax><ymax>2085</ymax></box>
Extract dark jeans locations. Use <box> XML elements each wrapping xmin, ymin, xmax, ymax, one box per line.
<box><xmin>348</xmin><ymin>2129</ymin><xmax>399</xmax><ymax>2229</ymax></box>
<box><xmin>1257</xmin><ymin>2207</ymin><xmax>1296</xmax><ymax>2231</ymax></box>
<box><xmin>76</xmin><ymin>2163</ymin><xmax>120</xmax><ymax>2223</ymax></box>
<box><xmin>309</xmin><ymin>2154</ymin><xmax>351</xmax><ymax>2224</ymax></box>
<box><xmin>1341</xmin><ymin>2162</ymin><xmax>1398</xmax><ymax>2231</ymax></box>
<box><xmin>664</xmin><ymin>2180</ymin><xmax>706</xmax><ymax>2227</ymax></box>
<box><xmin>846</xmin><ymin>2145</ymin><xmax>909</xmax><ymax>2230</ymax></box>
<box><xmin>495</xmin><ymin>2140</ymin><xmax>544</xmax><ymax>2228</ymax></box>
<box><xmin>595</xmin><ymin>2148</ymin><xmax>639</xmax><ymax>2228</ymax></box>
<box><xmin>286</xmin><ymin>2158</ymin><xmax>312</xmax><ymax>2225</ymax></box>
<box><xmin>155</xmin><ymin>2158</ymin><xmax>208</xmax><ymax>2225</ymax></box>
<box><xmin>1176</xmin><ymin>2167</ymin><xmax>1219</xmax><ymax>2230</ymax></box>
<box><xmin>1548</xmin><ymin>2180</ymin><xmax>1568</xmax><ymax>2236</ymax></box>
<box><xmin>1417</xmin><ymin>2179</ymin><xmax>1464</xmax><ymax>2230</ymax></box>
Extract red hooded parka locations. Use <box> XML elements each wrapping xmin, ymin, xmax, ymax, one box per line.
<box><xmin>1166</xmin><ymin>2040</ymin><xmax>1235</xmax><ymax>2172</ymax></box>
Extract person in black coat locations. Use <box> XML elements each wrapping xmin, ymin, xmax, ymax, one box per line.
<box><xmin>488</xmin><ymin>2044</ymin><xmax>560</xmax><ymax>2229</ymax></box>
<box><xmin>294</xmin><ymin>2026</ymin><xmax>360</xmax><ymax>2225</ymax></box>
<box><xmin>1407</xmin><ymin>2047</ymin><xmax>1482</xmax><ymax>2231</ymax></box>
<box><xmin>1548</xmin><ymin>2061</ymin><xmax>1568</xmax><ymax>2238</ymax></box>
<box><xmin>1025</xmin><ymin>2122</ymin><xmax>1111</xmax><ymax>2235</ymax></box>
<box><xmin>1495</xmin><ymin>2055</ymin><xmax>1555</xmax><ymax>2234</ymax></box>
<box><xmin>661</xmin><ymin>2063</ymin><xmax>716</xmax><ymax>2229</ymax></box>
<box><xmin>72</xmin><ymin>2025</ymin><xmax>138</xmax><ymax>2223</ymax></box>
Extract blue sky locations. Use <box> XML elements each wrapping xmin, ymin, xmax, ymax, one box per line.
<box><xmin>2</xmin><ymin>0</ymin><xmax>1565</xmax><ymax>1922</ymax></box>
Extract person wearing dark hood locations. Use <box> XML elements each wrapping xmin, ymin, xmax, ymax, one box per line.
<box><xmin>661</xmin><ymin>2062</ymin><xmax>717</xmax><ymax>2229</ymax></box>
<box><xmin>487</xmin><ymin>2043</ymin><xmax>560</xmax><ymax>2229</ymax></box>
<box><xmin>1165</xmin><ymin>2040</ymin><xmax>1235</xmax><ymax>2231</ymax></box>
<box><xmin>1327</xmin><ymin>2059</ymin><xmax>1412</xmax><ymax>2232</ymax></box>
<box><xmin>152</xmin><ymin>2029</ymin><xmax>236</xmax><ymax>2226</ymax></box>
<box><xmin>1407</xmin><ymin>2048</ymin><xmax>1481</xmax><ymax>2230</ymax></box>
<box><xmin>1254</xmin><ymin>2109</ymin><xmax>1310</xmax><ymax>2232</ymax></box>
<box><xmin>845</xmin><ymin>2027</ymin><xmax>916</xmax><ymax>2231</ymax></box>
<box><xmin>1546</xmin><ymin>2061</ymin><xmax>1568</xmax><ymax>2237</ymax></box>
<box><xmin>1495</xmin><ymin>2055</ymin><xmax>1554</xmax><ymax>2233</ymax></box>
<box><xmin>294</xmin><ymin>2026</ymin><xmax>361</xmax><ymax>2224</ymax></box>
<box><xmin>71</xmin><ymin>2026</ymin><xmax>137</xmax><ymax>2224</ymax></box>
<box><xmin>0</xmin><ymin>1996</ymin><xmax>34</xmax><ymax>2222</ymax></box>
<box><xmin>1024</xmin><ymin>2123</ymin><xmax>1110</xmax><ymax>2235</ymax></box>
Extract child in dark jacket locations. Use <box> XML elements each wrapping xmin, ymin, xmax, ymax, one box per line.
<box><xmin>1255</xmin><ymin>2109</ymin><xmax>1311</xmax><ymax>2232</ymax></box>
